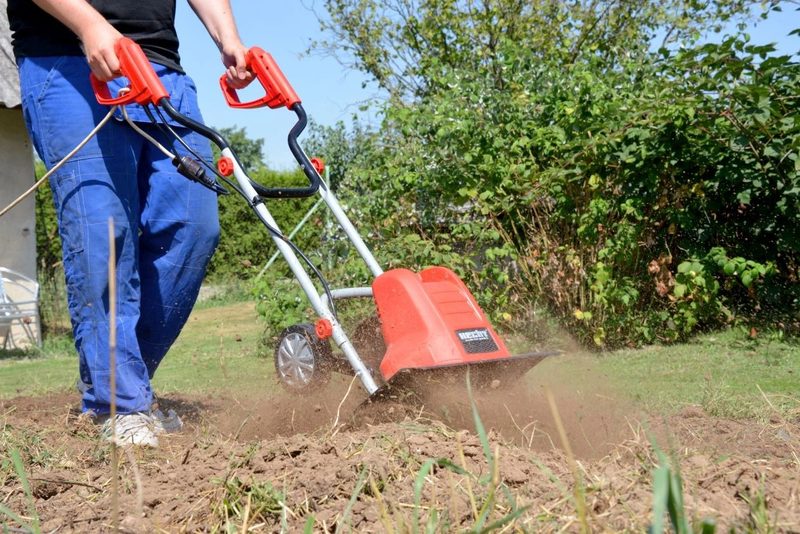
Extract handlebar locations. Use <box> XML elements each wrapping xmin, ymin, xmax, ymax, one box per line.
<box><xmin>219</xmin><ymin>47</ymin><xmax>301</xmax><ymax>110</ymax></box>
<box><xmin>89</xmin><ymin>38</ymin><xmax>323</xmax><ymax>199</ymax></box>
<box><xmin>220</xmin><ymin>47</ymin><xmax>323</xmax><ymax>199</ymax></box>
<box><xmin>90</xmin><ymin>37</ymin><xmax>169</xmax><ymax>106</ymax></box>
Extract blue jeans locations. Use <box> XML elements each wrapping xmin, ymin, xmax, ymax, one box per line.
<box><xmin>18</xmin><ymin>56</ymin><xmax>220</xmax><ymax>414</ymax></box>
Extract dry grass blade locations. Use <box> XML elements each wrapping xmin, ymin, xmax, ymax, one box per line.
<box><xmin>331</xmin><ymin>374</ymin><xmax>359</xmax><ymax>433</ymax></box>
<box><xmin>108</xmin><ymin>217</ymin><xmax>120</xmax><ymax>532</ymax></box>
<box><xmin>456</xmin><ymin>433</ymin><xmax>479</xmax><ymax>522</ymax></box>
<box><xmin>546</xmin><ymin>387</ymin><xmax>590</xmax><ymax>534</ymax></box>
<box><xmin>369</xmin><ymin>473</ymin><xmax>395</xmax><ymax>534</ymax></box>
<box><xmin>124</xmin><ymin>448</ymin><xmax>145</xmax><ymax>520</ymax></box>
<box><xmin>241</xmin><ymin>492</ymin><xmax>252</xmax><ymax>533</ymax></box>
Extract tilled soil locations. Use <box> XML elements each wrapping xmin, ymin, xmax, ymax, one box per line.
<box><xmin>1</xmin><ymin>383</ymin><xmax>798</xmax><ymax>533</ymax></box>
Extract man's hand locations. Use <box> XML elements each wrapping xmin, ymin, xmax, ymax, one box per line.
<box><xmin>80</xmin><ymin>22</ymin><xmax>124</xmax><ymax>81</ymax></box>
<box><xmin>220</xmin><ymin>40</ymin><xmax>254</xmax><ymax>90</ymax></box>
<box><xmin>32</xmin><ymin>0</ymin><xmax>123</xmax><ymax>81</ymax></box>
<box><xmin>187</xmin><ymin>0</ymin><xmax>253</xmax><ymax>89</ymax></box>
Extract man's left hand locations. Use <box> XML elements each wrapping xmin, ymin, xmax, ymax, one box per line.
<box><xmin>221</xmin><ymin>41</ymin><xmax>254</xmax><ymax>90</ymax></box>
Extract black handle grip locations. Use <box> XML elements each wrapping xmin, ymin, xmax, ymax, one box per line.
<box><xmin>250</xmin><ymin>104</ymin><xmax>324</xmax><ymax>199</ymax></box>
<box><xmin>159</xmin><ymin>100</ymin><xmax>322</xmax><ymax>198</ymax></box>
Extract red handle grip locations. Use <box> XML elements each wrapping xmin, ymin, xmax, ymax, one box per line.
<box><xmin>220</xmin><ymin>47</ymin><xmax>301</xmax><ymax>110</ymax></box>
<box><xmin>91</xmin><ymin>37</ymin><xmax>169</xmax><ymax>106</ymax></box>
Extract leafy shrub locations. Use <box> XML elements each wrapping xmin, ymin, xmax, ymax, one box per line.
<box><xmin>312</xmin><ymin>0</ymin><xmax>799</xmax><ymax>347</ymax></box>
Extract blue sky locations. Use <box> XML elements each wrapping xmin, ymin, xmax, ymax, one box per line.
<box><xmin>175</xmin><ymin>2</ymin><xmax>799</xmax><ymax>170</ymax></box>
<box><xmin>175</xmin><ymin>1</ymin><xmax>374</xmax><ymax>169</ymax></box>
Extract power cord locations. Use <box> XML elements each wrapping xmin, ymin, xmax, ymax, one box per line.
<box><xmin>0</xmin><ymin>105</ymin><xmax>119</xmax><ymax>219</ymax></box>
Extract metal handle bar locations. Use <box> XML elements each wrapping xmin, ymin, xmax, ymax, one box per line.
<box><xmin>88</xmin><ymin>39</ymin><xmax>321</xmax><ymax>199</ymax></box>
<box><xmin>90</xmin><ymin>37</ymin><xmax>170</xmax><ymax>106</ymax></box>
<box><xmin>220</xmin><ymin>48</ymin><xmax>323</xmax><ymax>198</ymax></box>
<box><xmin>157</xmin><ymin>98</ymin><xmax>323</xmax><ymax>199</ymax></box>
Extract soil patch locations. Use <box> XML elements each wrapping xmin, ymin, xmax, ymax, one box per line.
<box><xmin>1</xmin><ymin>388</ymin><xmax>798</xmax><ymax>532</ymax></box>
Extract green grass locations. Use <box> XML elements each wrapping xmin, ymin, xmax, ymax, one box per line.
<box><xmin>1</xmin><ymin>298</ymin><xmax>798</xmax><ymax>422</ymax></box>
<box><xmin>511</xmin><ymin>321</ymin><xmax>799</xmax><ymax>421</ymax></box>
<box><xmin>0</xmin><ymin>333</ymin><xmax>77</xmax><ymax>398</ymax></box>
<box><xmin>0</xmin><ymin>300</ymin><xmax>274</xmax><ymax>399</ymax></box>
<box><xmin>595</xmin><ymin>330</ymin><xmax>800</xmax><ymax>420</ymax></box>
<box><xmin>150</xmin><ymin>302</ymin><xmax>273</xmax><ymax>395</ymax></box>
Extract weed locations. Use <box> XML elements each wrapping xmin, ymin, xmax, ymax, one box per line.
<box><xmin>742</xmin><ymin>486</ymin><xmax>777</xmax><ymax>534</ymax></box>
<box><xmin>303</xmin><ymin>514</ymin><xmax>316</xmax><ymax>533</ymax></box>
<box><xmin>335</xmin><ymin>466</ymin><xmax>368</xmax><ymax>534</ymax></box>
<box><xmin>0</xmin><ymin>448</ymin><xmax>41</xmax><ymax>534</ymax></box>
<box><xmin>339</xmin><ymin>370</ymin><xmax>532</xmax><ymax>533</ymax></box>
<box><xmin>0</xmin><ymin>425</ymin><xmax>55</xmax><ymax>485</ymax></box>
<box><xmin>649</xmin><ymin>441</ymin><xmax>716</xmax><ymax>534</ymax></box>
<box><xmin>230</xmin><ymin>442</ymin><xmax>260</xmax><ymax>469</ymax></box>
<box><xmin>214</xmin><ymin>476</ymin><xmax>285</xmax><ymax>533</ymax></box>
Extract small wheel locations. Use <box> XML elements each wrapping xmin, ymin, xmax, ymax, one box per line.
<box><xmin>274</xmin><ymin>324</ymin><xmax>332</xmax><ymax>392</ymax></box>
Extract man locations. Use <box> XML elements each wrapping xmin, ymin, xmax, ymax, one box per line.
<box><xmin>6</xmin><ymin>0</ymin><xmax>252</xmax><ymax>447</ymax></box>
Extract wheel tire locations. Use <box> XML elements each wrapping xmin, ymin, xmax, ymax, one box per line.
<box><xmin>274</xmin><ymin>324</ymin><xmax>332</xmax><ymax>392</ymax></box>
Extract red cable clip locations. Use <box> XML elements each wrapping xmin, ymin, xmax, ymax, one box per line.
<box><xmin>217</xmin><ymin>157</ymin><xmax>234</xmax><ymax>177</ymax></box>
<box><xmin>315</xmin><ymin>318</ymin><xmax>333</xmax><ymax>340</ymax></box>
<box><xmin>310</xmin><ymin>158</ymin><xmax>325</xmax><ymax>176</ymax></box>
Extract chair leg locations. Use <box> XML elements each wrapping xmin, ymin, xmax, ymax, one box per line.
<box><xmin>19</xmin><ymin>320</ymin><xmax>34</xmax><ymax>347</ymax></box>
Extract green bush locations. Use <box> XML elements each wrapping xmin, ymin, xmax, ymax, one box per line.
<box><xmin>207</xmin><ymin>166</ymin><xmax>320</xmax><ymax>280</ymax></box>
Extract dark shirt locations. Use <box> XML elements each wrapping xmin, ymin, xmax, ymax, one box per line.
<box><xmin>6</xmin><ymin>0</ymin><xmax>183</xmax><ymax>72</ymax></box>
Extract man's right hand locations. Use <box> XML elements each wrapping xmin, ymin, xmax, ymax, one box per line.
<box><xmin>80</xmin><ymin>22</ymin><xmax>124</xmax><ymax>81</ymax></box>
<box><xmin>32</xmin><ymin>0</ymin><xmax>123</xmax><ymax>81</ymax></box>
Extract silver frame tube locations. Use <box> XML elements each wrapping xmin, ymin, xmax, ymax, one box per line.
<box><xmin>292</xmin><ymin>143</ymin><xmax>385</xmax><ymax>278</ymax></box>
<box><xmin>321</xmin><ymin>287</ymin><xmax>374</xmax><ymax>312</ymax></box>
<box><xmin>223</xmin><ymin>148</ymin><xmax>381</xmax><ymax>395</ymax></box>
<box><xmin>317</xmin><ymin>184</ymin><xmax>384</xmax><ymax>278</ymax></box>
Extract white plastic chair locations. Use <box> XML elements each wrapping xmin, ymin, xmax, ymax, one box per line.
<box><xmin>0</xmin><ymin>267</ymin><xmax>42</xmax><ymax>350</ymax></box>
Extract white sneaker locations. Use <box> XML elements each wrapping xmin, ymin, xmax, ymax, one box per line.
<box><xmin>100</xmin><ymin>413</ymin><xmax>159</xmax><ymax>448</ymax></box>
<box><xmin>78</xmin><ymin>379</ymin><xmax>183</xmax><ymax>434</ymax></box>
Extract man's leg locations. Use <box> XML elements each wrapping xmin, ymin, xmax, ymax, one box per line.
<box><xmin>17</xmin><ymin>56</ymin><xmax>152</xmax><ymax>414</ymax></box>
<box><xmin>135</xmin><ymin>121</ymin><xmax>220</xmax><ymax>377</ymax></box>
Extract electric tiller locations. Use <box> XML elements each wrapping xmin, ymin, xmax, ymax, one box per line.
<box><xmin>94</xmin><ymin>38</ymin><xmax>557</xmax><ymax>398</ymax></box>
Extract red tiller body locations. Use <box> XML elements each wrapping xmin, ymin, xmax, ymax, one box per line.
<box><xmin>374</xmin><ymin>267</ymin><xmax>512</xmax><ymax>381</ymax></box>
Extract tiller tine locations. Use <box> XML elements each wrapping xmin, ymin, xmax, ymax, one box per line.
<box><xmin>386</xmin><ymin>350</ymin><xmax>558</xmax><ymax>392</ymax></box>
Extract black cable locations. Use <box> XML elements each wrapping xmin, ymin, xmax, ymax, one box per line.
<box><xmin>143</xmin><ymin>105</ymin><xmax>175</xmax><ymax>144</ymax></box>
<box><xmin>219</xmin><ymin>175</ymin><xmax>245</xmax><ymax>197</ymax></box>
<box><xmin>151</xmin><ymin>106</ymin><xmax>228</xmax><ymax>182</ymax></box>
<box><xmin>228</xmin><ymin>182</ymin><xmax>339</xmax><ymax>319</ymax></box>
<box><xmin>142</xmin><ymin>105</ymin><xmax>228</xmax><ymax>195</ymax></box>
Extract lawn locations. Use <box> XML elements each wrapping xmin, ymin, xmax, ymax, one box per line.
<box><xmin>0</xmin><ymin>300</ymin><xmax>271</xmax><ymax>399</ymax></box>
